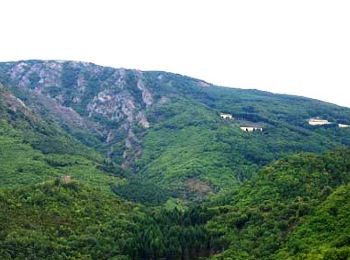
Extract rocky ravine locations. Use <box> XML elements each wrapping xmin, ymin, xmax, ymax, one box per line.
<box><xmin>0</xmin><ymin>60</ymin><xmax>161</xmax><ymax>169</ymax></box>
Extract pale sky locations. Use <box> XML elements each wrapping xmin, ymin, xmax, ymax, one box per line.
<box><xmin>1</xmin><ymin>0</ymin><xmax>350</xmax><ymax>107</ymax></box>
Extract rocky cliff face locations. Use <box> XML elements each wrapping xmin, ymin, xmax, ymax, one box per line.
<box><xmin>0</xmin><ymin>60</ymin><xmax>162</xmax><ymax>168</ymax></box>
<box><xmin>0</xmin><ymin>60</ymin><xmax>212</xmax><ymax>174</ymax></box>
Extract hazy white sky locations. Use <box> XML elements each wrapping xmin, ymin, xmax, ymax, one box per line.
<box><xmin>1</xmin><ymin>0</ymin><xmax>350</xmax><ymax>107</ymax></box>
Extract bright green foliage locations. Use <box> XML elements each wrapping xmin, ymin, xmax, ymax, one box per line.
<box><xmin>0</xmin><ymin>132</ymin><xmax>119</xmax><ymax>192</ymax></box>
<box><xmin>135</xmin><ymin>98</ymin><xmax>253</xmax><ymax>194</ymax></box>
<box><xmin>276</xmin><ymin>183</ymin><xmax>350</xmax><ymax>259</ymax></box>
<box><xmin>0</xmin><ymin>88</ymin><xmax>119</xmax><ymax>193</ymax></box>
<box><xmin>207</xmin><ymin>150</ymin><xmax>350</xmax><ymax>259</ymax></box>
<box><xmin>2</xmin><ymin>61</ymin><xmax>350</xmax><ymax>199</ymax></box>
<box><xmin>134</xmin><ymin>91</ymin><xmax>350</xmax><ymax>199</ymax></box>
<box><xmin>0</xmin><ymin>179</ymin><xmax>220</xmax><ymax>259</ymax></box>
<box><xmin>0</xmin><ymin>180</ymin><xmax>139</xmax><ymax>259</ymax></box>
<box><xmin>132</xmin><ymin>72</ymin><xmax>350</xmax><ymax>198</ymax></box>
<box><xmin>1</xmin><ymin>61</ymin><xmax>350</xmax><ymax>259</ymax></box>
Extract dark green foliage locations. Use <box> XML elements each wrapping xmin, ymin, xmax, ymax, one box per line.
<box><xmin>0</xmin><ymin>180</ymin><xmax>139</xmax><ymax>259</ymax></box>
<box><xmin>0</xmin><ymin>180</ymin><xmax>220</xmax><ymax>260</ymax></box>
<box><xmin>0</xmin><ymin>88</ymin><xmax>119</xmax><ymax>192</ymax></box>
<box><xmin>2</xmin><ymin>60</ymin><xmax>350</xmax><ymax>199</ymax></box>
<box><xmin>0</xmin><ymin>87</ymin><xmax>101</xmax><ymax>160</ymax></box>
<box><xmin>130</xmin><ymin>71</ymin><xmax>350</xmax><ymax>197</ymax></box>
<box><xmin>206</xmin><ymin>149</ymin><xmax>350</xmax><ymax>259</ymax></box>
<box><xmin>112</xmin><ymin>178</ymin><xmax>174</xmax><ymax>205</ymax></box>
<box><xmin>1</xmin><ymin>61</ymin><xmax>350</xmax><ymax>259</ymax></box>
<box><xmin>275</xmin><ymin>183</ymin><xmax>350</xmax><ymax>259</ymax></box>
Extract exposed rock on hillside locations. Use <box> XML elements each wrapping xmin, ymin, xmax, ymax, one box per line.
<box><xmin>1</xmin><ymin>60</ymin><xmax>350</xmax><ymax>198</ymax></box>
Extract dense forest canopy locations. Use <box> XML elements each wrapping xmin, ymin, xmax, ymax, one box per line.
<box><xmin>0</xmin><ymin>60</ymin><xmax>350</xmax><ymax>259</ymax></box>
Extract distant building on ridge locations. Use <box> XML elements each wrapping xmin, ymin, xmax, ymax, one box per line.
<box><xmin>240</xmin><ymin>126</ymin><xmax>263</xmax><ymax>132</ymax></box>
<box><xmin>220</xmin><ymin>113</ymin><xmax>233</xmax><ymax>120</ymax></box>
<box><xmin>308</xmin><ymin>118</ymin><xmax>331</xmax><ymax>126</ymax></box>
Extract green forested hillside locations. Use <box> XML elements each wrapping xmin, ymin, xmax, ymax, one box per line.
<box><xmin>0</xmin><ymin>84</ymin><xmax>119</xmax><ymax>192</ymax></box>
<box><xmin>206</xmin><ymin>149</ymin><xmax>350</xmax><ymax>259</ymax></box>
<box><xmin>0</xmin><ymin>180</ymin><xmax>138</xmax><ymax>259</ymax></box>
<box><xmin>1</xmin><ymin>149</ymin><xmax>350</xmax><ymax>259</ymax></box>
<box><xmin>276</xmin><ymin>183</ymin><xmax>350</xmax><ymax>259</ymax></box>
<box><xmin>1</xmin><ymin>60</ymin><xmax>350</xmax><ymax>200</ymax></box>
<box><xmin>1</xmin><ymin>60</ymin><xmax>350</xmax><ymax>259</ymax></box>
<box><xmin>0</xmin><ymin>178</ymin><xmax>219</xmax><ymax>259</ymax></box>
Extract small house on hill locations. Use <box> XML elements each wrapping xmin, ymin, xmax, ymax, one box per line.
<box><xmin>240</xmin><ymin>126</ymin><xmax>263</xmax><ymax>132</ymax></box>
<box><xmin>308</xmin><ymin>118</ymin><xmax>331</xmax><ymax>126</ymax></box>
<box><xmin>220</xmin><ymin>113</ymin><xmax>233</xmax><ymax>120</ymax></box>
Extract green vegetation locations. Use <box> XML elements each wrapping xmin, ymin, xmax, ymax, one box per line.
<box><xmin>0</xmin><ymin>132</ymin><xmax>119</xmax><ymax>192</ymax></box>
<box><xmin>0</xmin><ymin>179</ymin><xmax>219</xmax><ymax>259</ymax></box>
<box><xmin>1</xmin><ymin>61</ymin><xmax>350</xmax><ymax>259</ymax></box>
<box><xmin>0</xmin><ymin>180</ymin><xmax>138</xmax><ymax>259</ymax></box>
<box><xmin>2</xmin><ymin>61</ymin><xmax>350</xmax><ymax>198</ymax></box>
<box><xmin>2</xmin><ymin>148</ymin><xmax>350</xmax><ymax>259</ymax></box>
<box><xmin>276</xmin><ymin>183</ymin><xmax>350</xmax><ymax>259</ymax></box>
<box><xmin>206</xmin><ymin>149</ymin><xmax>350</xmax><ymax>259</ymax></box>
<box><xmin>0</xmin><ymin>87</ymin><xmax>119</xmax><ymax>193</ymax></box>
<box><xmin>112</xmin><ymin>178</ymin><xmax>174</xmax><ymax>205</ymax></box>
<box><xmin>134</xmin><ymin>93</ymin><xmax>350</xmax><ymax>199</ymax></box>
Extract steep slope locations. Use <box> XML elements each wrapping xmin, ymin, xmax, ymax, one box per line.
<box><xmin>206</xmin><ymin>149</ymin><xmax>350</xmax><ymax>259</ymax></box>
<box><xmin>1</xmin><ymin>60</ymin><xmax>350</xmax><ymax>200</ymax></box>
<box><xmin>275</xmin><ymin>183</ymin><xmax>350</xmax><ymax>259</ymax></box>
<box><xmin>1</xmin><ymin>149</ymin><xmax>350</xmax><ymax>259</ymax></box>
<box><xmin>0</xmin><ymin>179</ymin><xmax>139</xmax><ymax>259</ymax></box>
<box><xmin>0</xmin><ymin>178</ymin><xmax>220</xmax><ymax>260</ymax></box>
<box><xmin>0</xmin><ymin>84</ymin><xmax>119</xmax><ymax>192</ymax></box>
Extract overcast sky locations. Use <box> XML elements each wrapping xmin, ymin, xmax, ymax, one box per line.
<box><xmin>1</xmin><ymin>0</ymin><xmax>350</xmax><ymax>107</ymax></box>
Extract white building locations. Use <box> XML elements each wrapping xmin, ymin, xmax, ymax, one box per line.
<box><xmin>220</xmin><ymin>113</ymin><xmax>233</xmax><ymax>120</ymax></box>
<box><xmin>240</xmin><ymin>126</ymin><xmax>263</xmax><ymax>132</ymax></box>
<box><xmin>308</xmin><ymin>118</ymin><xmax>331</xmax><ymax>126</ymax></box>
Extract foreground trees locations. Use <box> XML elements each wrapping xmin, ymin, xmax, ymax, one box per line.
<box><xmin>1</xmin><ymin>149</ymin><xmax>350</xmax><ymax>259</ymax></box>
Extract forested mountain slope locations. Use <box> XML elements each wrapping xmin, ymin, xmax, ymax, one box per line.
<box><xmin>1</xmin><ymin>60</ymin><xmax>350</xmax><ymax>200</ymax></box>
<box><xmin>0</xmin><ymin>179</ymin><xmax>139</xmax><ymax>259</ymax></box>
<box><xmin>207</xmin><ymin>149</ymin><xmax>350</xmax><ymax>259</ymax></box>
<box><xmin>0</xmin><ymin>84</ymin><xmax>118</xmax><ymax>192</ymax></box>
<box><xmin>276</xmin><ymin>182</ymin><xmax>350</xmax><ymax>259</ymax></box>
<box><xmin>1</xmin><ymin>60</ymin><xmax>350</xmax><ymax>258</ymax></box>
<box><xmin>1</xmin><ymin>149</ymin><xmax>349</xmax><ymax>259</ymax></box>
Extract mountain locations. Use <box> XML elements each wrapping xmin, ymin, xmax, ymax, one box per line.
<box><xmin>1</xmin><ymin>60</ymin><xmax>350</xmax><ymax>259</ymax></box>
<box><xmin>1</xmin><ymin>60</ymin><xmax>350</xmax><ymax>202</ymax></box>
<box><xmin>0</xmin><ymin>83</ymin><xmax>118</xmax><ymax>192</ymax></box>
